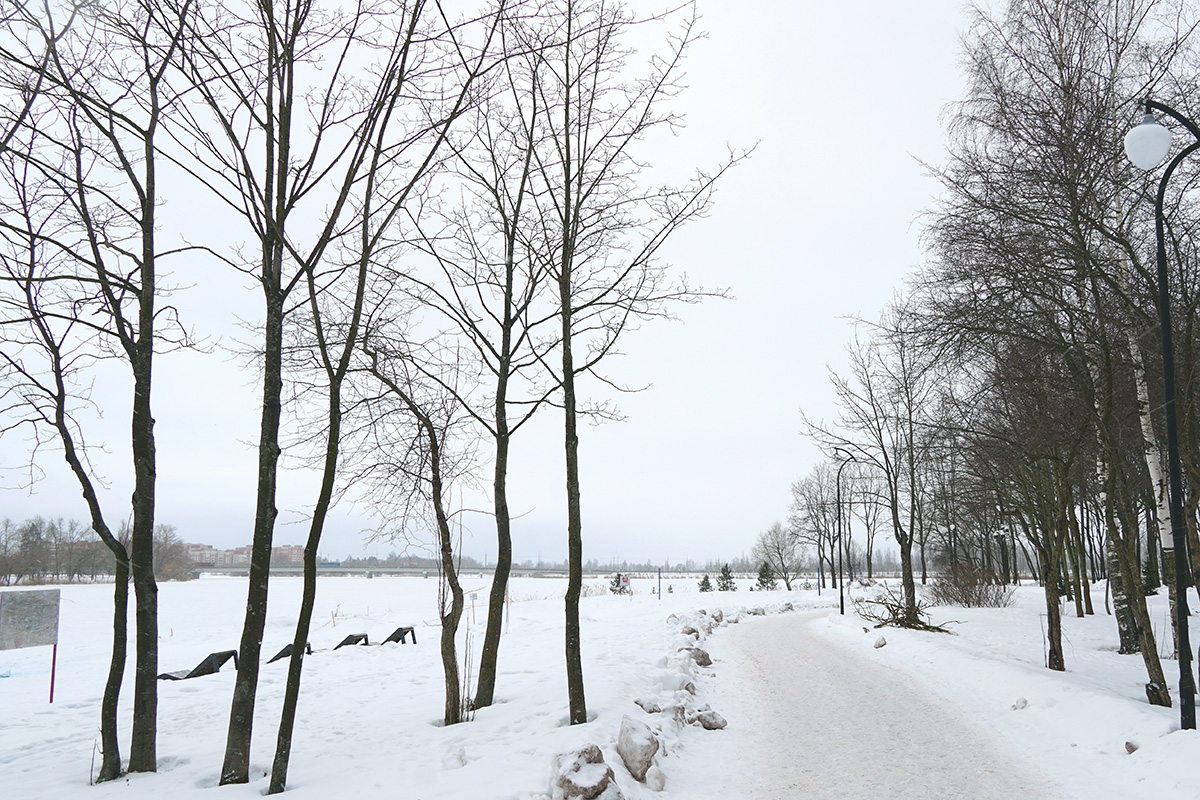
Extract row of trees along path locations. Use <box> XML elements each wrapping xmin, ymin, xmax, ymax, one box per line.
<box><xmin>0</xmin><ymin>0</ymin><xmax>739</xmax><ymax>791</ymax></box>
<box><xmin>796</xmin><ymin>0</ymin><xmax>1200</xmax><ymax>711</ymax></box>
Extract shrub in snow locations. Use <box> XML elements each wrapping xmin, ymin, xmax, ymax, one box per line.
<box><xmin>853</xmin><ymin>582</ymin><xmax>950</xmax><ymax>632</ymax></box>
<box><xmin>698</xmin><ymin>574</ymin><xmax>713</xmax><ymax>592</ymax></box>
<box><xmin>926</xmin><ymin>564</ymin><xmax>1015</xmax><ymax>608</ymax></box>
<box><xmin>616</xmin><ymin>716</ymin><xmax>660</xmax><ymax>781</ymax></box>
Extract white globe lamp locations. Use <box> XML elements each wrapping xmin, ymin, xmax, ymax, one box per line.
<box><xmin>1124</xmin><ymin>111</ymin><xmax>1172</xmax><ymax>170</ymax></box>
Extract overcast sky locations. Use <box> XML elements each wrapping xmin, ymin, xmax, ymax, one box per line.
<box><xmin>2</xmin><ymin>0</ymin><xmax>971</xmax><ymax>566</ymax></box>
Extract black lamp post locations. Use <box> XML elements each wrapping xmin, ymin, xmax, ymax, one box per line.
<box><xmin>834</xmin><ymin>447</ymin><xmax>855</xmax><ymax>616</ymax></box>
<box><xmin>1123</xmin><ymin>97</ymin><xmax>1199</xmax><ymax>730</ymax></box>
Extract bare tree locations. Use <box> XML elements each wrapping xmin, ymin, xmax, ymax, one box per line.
<box><xmin>0</xmin><ymin>0</ymin><xmax>196</xmax><ymax>775</ymax></box>
<box><xmin>151</xmin><ymin>523</ymin><xmax>193</xmax><ymax>581</ymax></box>
<box><xmin>751</xmin><ymin>521</ymin><xmax>800</xmax><ymax>591</ymax></box>
<box><xmin>852</xmin><ymin>467</ymin><xmax>886</xmax><ymax>579</ymax></box>
<box><xmin>919</xmin><ymin>0</ymin><xmax>1195</xmax><ymax>697</ymax></box>
<box><xmin>0</xmin><ymin>519</ymin><xmax>14</xmax><ymax>585</ymax></box>
<box><xmin>263</xmin><ymin>6</ymin><xmax>505</xmax><ymax>788</ymax></box>
<box><xmin>806</xmin><ymin>300</ymin><xmax>936</xmax><ymax>626</ymax></box>
<box><xmin>789</xmin><ymin>464</ymin><xmax>836</xmax><ymax>586</ymax></box>
<box><xmin>511</xmin><ymin>0</ymin><xmax>740</xmax><ymax>724</ymax></box>
<box><xmin>164</xmin><ymin>0</ymin><xmax>502</xmax><ymax>781</ymax></box>
<box><xmin>363</xmin><ymin>342</ymin><xmax>471</xmax><ymax>728</ymax></box>
<box><xmin>392</xmin><ymin>17</ymin><xmax>559</xmax><ymax>710</ymax></box>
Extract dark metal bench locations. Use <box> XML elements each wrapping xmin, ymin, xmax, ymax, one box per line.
<box><xmin>157</xmin><ymin>649</ymin><xmax>239</xmax><ymax>680</ymax></box>
<box><xmin>267</xmin><ymin>642</ymin><xmax>313</xmax><ymax>664</ymax></box>
<box><xmin>383</xmin><ymin>626</ymin><xmax>417</xmax><ymax>644</ymax></box>
<box><xmin>334</xmin><ymin>633</ymin><xmax>369</xmax><ymax>650</ymax></box>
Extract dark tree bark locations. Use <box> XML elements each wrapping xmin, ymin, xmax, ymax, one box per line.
<box><xmin>1042</xmin><ymin>542</ymin><xmax>1065</xmax><ymax>672</ymax></box>
<box><xmin>558</xmin><ymin>220</ymin><xmax>587</xmax><ymax>725</ymax></box>
<box><xmin>55</xmin><ymin>349</ymin><xmax>132</xmax><ymax>781</ymax></box>
<box><xmin>0</xmin><ymin>1</ymin><xmax>198</xmax><ymax>773</ymax></box>
<box><xmin>222</xmin><ymin>283</ymin><xmax>283</xmax><ymax>783</ymax></box>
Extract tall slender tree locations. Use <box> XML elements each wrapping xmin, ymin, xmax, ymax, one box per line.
<box><xmin>167</xmin><ymin>0</ymin><xmax>500</xmax><ymax>781</ymax></box>
<box><xmin>0</xmin><ymin>0</ymin><xmax>194</xmax><ymax>772</ymax></box>
<box><xmin>514</xmin><ymin>0</ymin><xmax>738</xmax><ymax>722</ymax></box>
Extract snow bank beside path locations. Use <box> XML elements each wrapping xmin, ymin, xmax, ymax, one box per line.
<box><xmin>812</xmin><ymin>582</ymin><xmax>1199</xmax><ymax>799</ymax></box>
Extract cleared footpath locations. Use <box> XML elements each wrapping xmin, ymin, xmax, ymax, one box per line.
<box><xmin>671</xmin><ymin>610</ymin><xmax>1069</xmax><ymax>800</ymax></box>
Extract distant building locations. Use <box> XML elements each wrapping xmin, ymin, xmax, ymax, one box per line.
<box><xmin>271</xmin><ymin>545</ymin><xmax>305</xmax><ymax>567</ymax></box>
<box><xmin>183</xmin><ymin>542</ymin><xmax>304</xmax><ymax>569</ymax></box>
<box><xmin>186</xmin><ymin>543</ymin><xmax>219</xmax><ymax>568</ymax></box>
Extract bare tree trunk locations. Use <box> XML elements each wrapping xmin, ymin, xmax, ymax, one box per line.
<box><xmin>561</xmin><ymin>265</ymin><xmax>587</xmax><ymax>726</ymax></box>
<box><xmin>1042</xmin><ymin>568</ymin><xmax>1065</xmax><ymax>671</ymax></box>
<box><xmin>96</xmin><ymin>556</ymin><xmax>128</xmax><ymax>781</ymax></box>
<box><xmin>475</xmin><ymin>424</ymin><xmax>512</xmax><ymax>710</ymax></box>
<box><xmin>1186</xmin><ymin>493</ymin><xmax>1200</xmax><ymax>589</ymax></box>
<box><xmin>1144</xmin><ymin>513</ymin><xmax>1161</xmax><ymax>591</ymax></box>
<box><xmin>269</xmin><ymin>530</ymin><xmax>317</xmax><ymax>794</ymax></box>
<box><xmin>223</xmin><ymin>287</ymin><xmax>284</xmax><ymax>784</ymax></box>
<box><xmin>1110</xmin><ymin>477</ymin><xmax>1172</xmax><ymax>706</ymax></box>
<box><xmin>1070</xmin><ymin>510</ymin><xmax>1093</xmax><ymax>615</ymax></box>
<box><xmin>1063</xmin><ymin>525</ymin><xmax>1085</xmax><ymax>618</ymax></box>
<box><xmin>1163</xmin><ymin>546</ymin><xmax>1181</xmax><ymax>657</ymax></box>
<box><xmin>1116</xmin><ymin>523</ymin><xmax>1171</xmax><ymax>706</ymax></box>
<box><xmin>128</xmin><ymin>335</ymin><xmax>158</xmax><ymax>772</ymax></box>
<box><xmin>898</xmin><ymin>534</ymin><xmax>918</xmax><ymax>626</ymax></box>
<box><xmin>919</xmin><ymin>533</ymin><xmax>928</xmax><ymax>585</ymax></box>
<box><xmin>270</xmin><ymin>365</ymin><xmax>345</xmax><ymax>793</ymax></box>
<box><xmin>1038</xmin><ymin>522</ymin><xmax>1065</xmax><ymax>672</ymax></box>
<box><xmin>432</xmin><ymin>447</ymin><xmax>466</xmax><ymax>727</ymax></box>
<box><xmin>1108</xmin><ymin>533</ymin><xmax>1141</xmax><ymax>654</ymax></box>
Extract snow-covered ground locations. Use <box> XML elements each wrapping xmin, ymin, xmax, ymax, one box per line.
<box><xmin>0</xmin><ymin>575</ymin><xmax>1196</xmax><ymax>798</ymax></box>
<box><xmin>812</xmin><ymin>582</ymin><xmax>1200</xmax><ymax>799</ymax></box>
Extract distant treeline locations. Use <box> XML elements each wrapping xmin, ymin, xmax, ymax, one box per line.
<box><xmin>334</xmin><ymin>551</ymin><xmax>906</xmax><ymax>577</ymax></box>
<box><xmin>0</xmin><ymin>517</ymin><xmax>193</xmax><ymax>585</ymax></box>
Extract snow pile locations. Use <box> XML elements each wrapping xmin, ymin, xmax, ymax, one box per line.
<box><xmin>615</xmin><ymin>716</ymin><xmax>658</xmax><ymax>781</ymax></box>
<box><xmin>539</xmin><ymin>595</ymin><xmax>810</xmax><ymax>799</ymax></box>
<box><xmin>551</xmin><ymin>744</ymin><xmax>622</xmax><ymax>800</ymax></box>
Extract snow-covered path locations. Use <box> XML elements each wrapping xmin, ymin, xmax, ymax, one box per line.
<box><xmin>674</xmin><ymin>611</ymin><xmax>1070</xmax><ymax>800</ymax></box>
